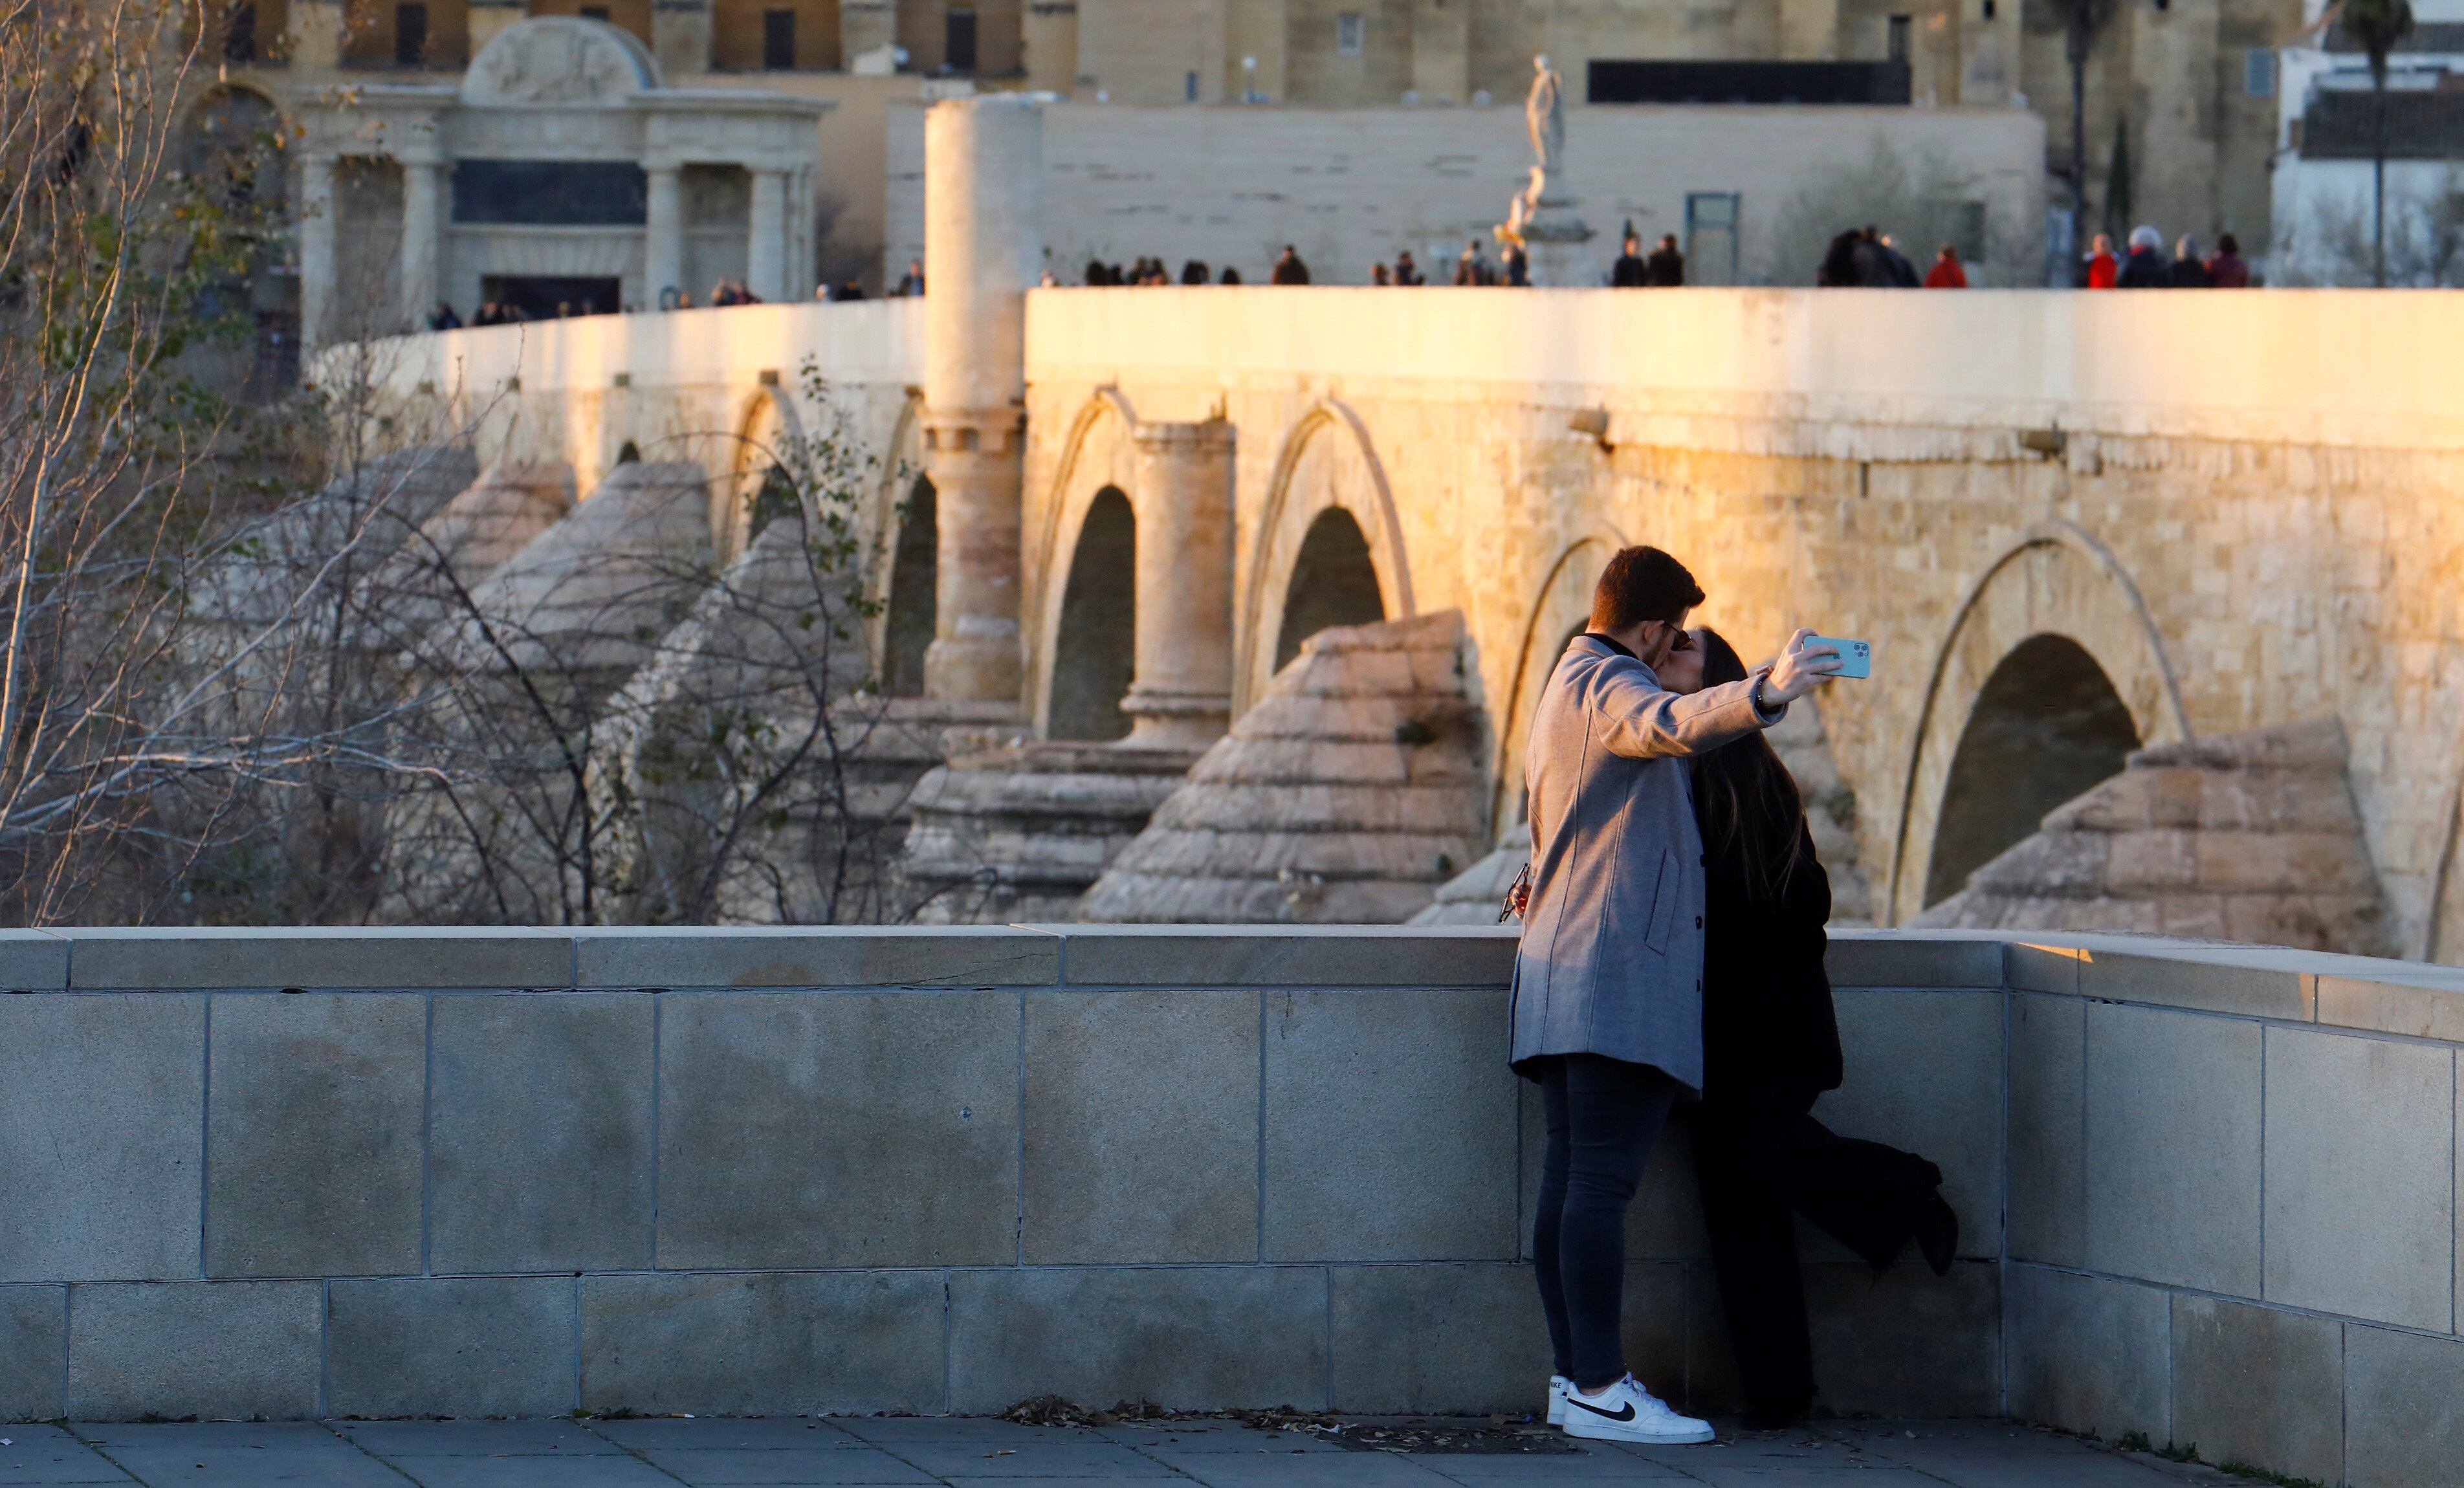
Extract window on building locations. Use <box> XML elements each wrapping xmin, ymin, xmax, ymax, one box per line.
<box><xmin>1686</xmin><ymin>191</ymin><xmax>1741</xmax><ymax>285</ymax></box>
<box><xmin>1944</xmin><ymin>199</ymin><xmax>1988</xmax><ymax>261</ymax></box>
<box><xmin>453</xmin><ymin>160</ymin><xmax>649</xmax><ymax>224</ymax></box>
<box><xmin>1981</xmin><ymin>0</ymin><xmax>1996</xmax><ymax>18</ymax></box>
<box><xmin>1887</xmin><ymin>15</ymin><xmax>1911</xmax><ymax>62</ymax></box>
<box><xmin>230</xmin><ymin>1</ymin><xmax>263</xmax><ymax>58</ymax></box>
<box><xmin>763</xmin><ymin>8</ymin><xmax>794</xmax><ymax>69</ymax></box>
<box><xmin>394</xmin><ymin>2</ymin><xmax>428</xmax><ymax>63</ymax></box>
<box><xmin>945</xmin><ymin>6</ymin><xmax>978</xmax><ymax>72</ymax></box>
<box><xmin>1185</xmin><ymin>69</ymin><xmax>1198</xmax><ymax>101</ymax></box>
<box><xmin>222</xmin><ymin>0</ymin><xmax>258</xmax><ymax>60</ymax></box>
<box><xmin>1337</xmin><ymin>12</ymin><xmax>1365</xmax><ymax>56</ymax></box>
<box><xmin>579</xmin><ymin>4</ymin><xmax>609</xmax><ymax>19</ymax></box>
<box><xmin>2245</xmin><ymin>49</ymin><xmax>2278</xmax><ymax>96</ymax></box>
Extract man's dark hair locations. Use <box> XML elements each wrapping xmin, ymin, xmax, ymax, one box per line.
<box><xmin>1590</xmin><ymin>545</ymin><xmax>1705</xmax><ymax>631</ymax></box>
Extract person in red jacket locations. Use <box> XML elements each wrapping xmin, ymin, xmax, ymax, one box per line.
<box><xmin>1922</xmin><ymin>245</ymin><xmax>1968</xmax><ymax>288</ymax></box>
<box><xmin>2082</xmin><ymin>233</ymin><xmax>2119</xmax><ymax>289</ymax></box>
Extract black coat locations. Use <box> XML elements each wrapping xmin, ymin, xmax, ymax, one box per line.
<box><xmin>1697</xmin><ymin>814</ymin><xmax>1843</xmax><ymax>1100</ymax></box>
<box><xmin>2116</xmin><ymin>248</ymin><xmax>2170</xmax><ymax>289</ymax></box>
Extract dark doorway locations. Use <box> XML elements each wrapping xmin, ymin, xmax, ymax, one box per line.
<box><xmin>395</xmin><ymin>2</ymin><xmax>428</xmax><ymax>64</ymax></box>
<box><xmin>1274</xmin><ymin>507</ymin><xmax>1386</xmax><ymax>673</ymax></box>
<box><xmin>1048</xmin><ymin>488</ymin><xmax>1136</xmax><ymax>741</ymax></box>
<box><xmin>945</xmin><ymin>5</ymin><xmax>977</xmax><ymax>72</ymax></box>
<box><xmin>481</xmin><ymin>276</ymin><xmax>622</xmax><ymax>319</ymax></box>
<box><xmin>763</xmin><ymin>8</ymin><xmax>795</xmax><ymax>69</ymax></box>
<box><xmin>1924</xmin><ymin>634</ymin><xmax>2140</xmax><ymax>906</ymax></box>
<box><xmin>884</xmin><ymin>477</ymin><xmax>936</xmax><ymax>698</ymax></box>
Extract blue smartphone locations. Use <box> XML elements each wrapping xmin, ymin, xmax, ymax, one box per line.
<box><xmin>1804</xmin><ymin>635</ymin><xmax>1871</xmax><ymax>679</ymax></box>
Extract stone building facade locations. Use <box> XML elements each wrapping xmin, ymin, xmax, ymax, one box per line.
<box><xmin>194</xmin><ymin>0</ymin><xmax>2318</xmax><ymax>343</ymax></box>
<box><xmin>2269</xmin><ymin>12</ymin><xmax>2464</xmax><ymax>285</ymax></box>
<box><xmin>296</xmin><ymin>18</ymin><xmax>828</xmax><ymax>341</ymax></box>
<box><xmin>884</xmin><ymin>96</ymin><xmax>2047</xmax><ymax>287</ymax></box>
<box><xmin>1051</xmin><ymin>0</ymin><xmax>2305</xmax><ymax>261</ymax></box>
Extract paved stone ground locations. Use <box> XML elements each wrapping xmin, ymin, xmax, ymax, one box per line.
<box><xmin>0</xmin><ymin>1416</ymin><xmax>2243</xmax><ymax>1488</ymax></box>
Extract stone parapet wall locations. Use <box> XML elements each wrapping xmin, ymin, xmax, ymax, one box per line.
<box><xmin>1024</xmin><ymin>286</ymin><xmax>2464</xmax><ymax>451</ymax></box>
<box><xmin>1995</xmin><ymin>932</ymin><xmax>2464</xmax><ymax>1488</ymax></box>
<box><xmin>342</xmin><ymin>300</ymin><xmax>928</xmax><ymax>501</ymax></box>
<box><xmin>1</xmin><ymin>926</ymin><xmax>2458</xmax><ymax>1487</ymax></box>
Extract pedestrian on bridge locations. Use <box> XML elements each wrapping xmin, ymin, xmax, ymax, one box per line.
<box><xmin>1686</xmin><ymin>626</ymin><xmax>1958</xmax><ymax>1430</ymax></box>
<box><xmin>1923</xmin><ymin>245</ymin><xmax>1968</xmax><ymax>288</ymax></box>
<box><xmin>1510</xmin><ymin>546</ymin><xmax>1839</xmax><ymax>1447</ymax></box>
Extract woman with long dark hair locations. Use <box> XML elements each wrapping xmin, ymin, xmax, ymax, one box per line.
<box><xmin>1686</xmin><ymin>626</ymin><xmax>1959</xmax><ymax>1427</ymax></box>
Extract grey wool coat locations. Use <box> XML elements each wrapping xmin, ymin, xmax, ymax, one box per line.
<box><xmin>1509</xmin><ymin>635</ymin><xmax>1781</xmax><ymax>1092</ymax></box>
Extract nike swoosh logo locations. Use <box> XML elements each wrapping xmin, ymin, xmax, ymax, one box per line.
<box><xmin>1567</xmin><ymin>1397</ymin><xmax>1636</xmax><ymax>1423</ymax></box>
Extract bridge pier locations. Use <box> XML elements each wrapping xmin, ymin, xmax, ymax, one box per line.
<box><xmin>1122</xmin><ymin>419</ymin><xmax>1237</xmax><ymax>750</ymax></box>
<box><xmin>919</xmin><ymin>95</ymin><xmax>1042</xmax><ymax>709</ymax></box>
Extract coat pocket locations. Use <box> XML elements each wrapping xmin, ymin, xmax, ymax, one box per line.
<box><xmin>1642</xmin><ymin>846</ymin><xmax>1680</xmax><ymax>956</ymax></box>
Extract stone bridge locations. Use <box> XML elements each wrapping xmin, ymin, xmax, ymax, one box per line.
<box><xmin>357</xmin><ymin>98</ymin><xmax>2464</xmax><ymax>958</ymax></box>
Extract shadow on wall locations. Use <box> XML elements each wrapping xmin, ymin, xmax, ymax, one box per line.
<box><xmin>883</xmin><ymin>476</ymin><xmax>936</xmax><ymax>698</ymax></box>
<box><xmin>1924</xmin><ymin>634</ymin><xmax>2139</xmax><ymax>908</ymax></box>
<box><xmin>1274</xmin><ymin>507</ymin><xmax>1386</xmax><ymax>674</ymax></box>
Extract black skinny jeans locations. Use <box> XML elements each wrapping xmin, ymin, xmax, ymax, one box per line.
<box><xmin>1532</xmin><ymin>1053</ymin><xmax>1682</xmax><ymax>1390</ymax></box>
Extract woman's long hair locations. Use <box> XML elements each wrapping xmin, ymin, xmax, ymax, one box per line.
<box><xmin>1691</xmin><ymin>628</ymin><xmax>1808</xmax><ymax>901</ymax></box>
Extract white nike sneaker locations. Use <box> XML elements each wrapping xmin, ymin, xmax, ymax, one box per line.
<box><xmin>1558</xmin><ymin>1374</ymin><xmax>1715</xmax><ymax>1445</ymax></box>
<box><xmin>1547</xmin><ymin>1375</ymin><xmax>1568</xmax><ymax>1425</ymax></box>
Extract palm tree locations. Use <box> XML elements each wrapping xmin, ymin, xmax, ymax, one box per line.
<box><xmin>2340</xmin><ymin>0</ymin><xmax>2415</xmax><ymax>286</ymax></box>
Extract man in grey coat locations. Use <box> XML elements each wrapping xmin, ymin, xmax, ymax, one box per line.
<box><xmin>1512</xmin><ymin>545</ymin><xmax>1836</xmax><ymax>1445</ymax></box>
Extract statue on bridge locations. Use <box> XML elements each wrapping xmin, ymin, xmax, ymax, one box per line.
<box><xmin>1496</xmin><ymin>54</ymin><xmax>1594</xmax><ymax>284</ymax></box>
<box><xmin>1524</xmin><ymin>53</ymin><xmax>1565</xmax><ymax>185</ymax></box>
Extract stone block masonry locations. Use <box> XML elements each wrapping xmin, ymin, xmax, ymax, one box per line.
<box><xmin>3</xmin><ymin>925</ymin><xmax>2459</xmax><ymax>1488</ymax></box>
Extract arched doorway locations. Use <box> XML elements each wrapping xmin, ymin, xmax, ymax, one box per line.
<box><xmin>883</xmin><ymin>477</ymin><xmax>936</xmax><ymax>698</ymax></box>
<box><xmin>1273</xmin><ymin>507</ymin><xmax>1386</xmax><ymax>673</ymax></box>
<box><xmin>1048</xmin><ymin>488</ymin><xmax>1136</xmax><ymax>740</ymax></box>
<box><xmin>1924</xmin><ymin>634</ymin><xmax>2140</xmax><ymax>907</ymax></box>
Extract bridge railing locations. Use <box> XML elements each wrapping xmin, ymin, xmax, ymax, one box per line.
<box><xmin>324</xmin><ymin>298</ymin><xmax>929</xmax><ymax>406</ymax></box>
<box><xmin>1023</xmin><ymin>285</ymin><xmax>2464</xmax><ymax>452</ymax></box>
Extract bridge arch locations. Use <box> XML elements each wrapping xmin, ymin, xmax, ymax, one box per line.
<box><xmin>1047</xmin><ymin>487</ymin><xmax>1139</xmax><ymax>740</ymax></box>
<box><xmin>718</xmin><ymin>384</ymin><xmax>807</xmax><ymax>563</ymax></box>
<box><xmin>1886</xmin><ymin>521</ymin><xmax>2191</xmax><ymax>925</ymax></box>
<box><xmin>1029</xmin><ymin>388</ymin><xmax>1139</xmax><ymax>736</ymax></box>
<box><xmin>1490</xmin><ymin>527</ymin><xmax>1633</xmax><ymax>831</ymax></box>
<box><xmin>1238</xmin><ymin>399</ymin><xmax>1414</xmax><ymax>710</ymax></box>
